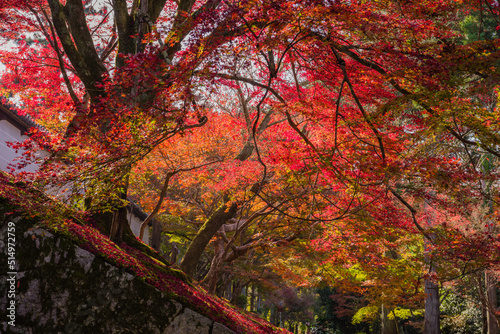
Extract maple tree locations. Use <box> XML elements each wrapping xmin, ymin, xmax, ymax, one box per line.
<box><xmin>1</xmin><ymin>0</ymin><xmax>500</xmax><ymax>332</ymax></box>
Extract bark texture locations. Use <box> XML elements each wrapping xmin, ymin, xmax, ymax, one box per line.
<box><xmin>180</xmin><ymin>201</ymin><xmax>238</xmax><ymax>277</ymax></box>
<box><xmin>486</xmin><ymin>272</ymin><xmax>500</xmax><ymax>334</ymax></box>
<box><xmin>423</xmin><ymin>266</ymin><xmax>440</xmax><ymax>334</ymax></box>
<box><xmin>381</xmin><ymin>305</ymin><xmax>399</xmax><ymax>334</ymax></box>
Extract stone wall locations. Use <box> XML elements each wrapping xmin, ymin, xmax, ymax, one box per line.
<box><xmin>0</xmin><ymin>219</ymin><xmax>237</xmax><ymax>334</ymax></box>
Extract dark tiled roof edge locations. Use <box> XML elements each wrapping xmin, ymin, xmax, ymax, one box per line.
<box><xmin>0</xmin><ymin>98</ymin><xmax>41</xmax><ymax>133</ymax></box>
<box><xmin>127</xmin><ymin>200</ymin><xmax>153</xmax><ymax>226</ymax></box>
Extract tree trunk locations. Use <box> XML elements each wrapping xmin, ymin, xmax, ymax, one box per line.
<box><xmin>109</xmin><ymin>205</ymin><xmax>128</xmax><ymax>241</ymax></box>
<box><xmin>424</xmin><ymin>197</ymin><xmax>440</xmax><ymax>334</ymax></box>
<box><xmin>47</xmin><ymin>0</ymin><xmax>174</xmax><ymax>243</ymax></box>
<box><xmin>270</xmin><ymin>307</ymin><xmax>277</xmax><ymax>326</ymax></box>
<box><xmin>423</xmin><ymin>261</ymin><xmax>439</xmax><ymax>334</ymax></box>
<box><xmin>481</xmin><ymin>272</ymin><xmax>488</xmax><ymax>334</ymax></box>
<box><xmin>109</xmin><ymin>166</ymin><xmax>135</xmax><ymax>241</ymax></box>
<box><xmin>250</xmin><ymin>284</ymin><xmax>256</xmax><ymax>312</ymax></box>
<box><xmin>230</xmin><ymin>280</ymin><xmax>244</xmax><ymax>305</ymax></box>
<box><xmin>484</xmin><ymin>300</ymin><xmax>489</xmax><ymax>334</ymax></box>
<box><xmin>381</xmin><ymin>305</ymin><xmax>399</xmax><ymax>334</ymax></box>
<box><xmin>109</xmin><ymin>179</ymin><xmax>131</xmax><ymax>242</ymax></box>
<box><xmin>486</xmin><ymin>272</ymin><xmax>500</xmax><ymax>334</ymax></box>
<box><xmin>168</xmin><ymin>241</ymin><xmax>179</xmax><ymax>265</ymax></box>
<box><xmin>485</xmin><ymin>184</ymin><xmax>499</xmax><ymax>334</ymax></box>
<box><xmin>202</xmin><ymin>237</ymin><xmax>225</xmax><ymax>293</ymax></box>
<box><xmin>179</xmin><ymin>200</ymin><xmax>238</xmax><ymax>277</ymax></box>
<box><xmin>151</xmin><ymin>218</ymin><xmax>162</xmax><ymax>251</ymax></box>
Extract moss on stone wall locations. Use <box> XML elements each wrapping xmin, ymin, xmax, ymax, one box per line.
<box><xmin>0</xmin><ymin>196</ymin><xmax>289</xmax><ymax>334</ymax></box>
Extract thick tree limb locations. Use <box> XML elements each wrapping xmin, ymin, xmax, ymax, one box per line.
<box><xmin>47</xmin><ymin>0</ymin><xmax>105</xmax><ymax>99</ymax></box>
<box><xmin>65</xmin><ymin>0</ymin><xmax>107</xmax><ymax>93</ymax></box>
<box><xmin>180</xmin><ymin>199</ymin><xmax>239</xmax><ymax>277</ymax></box>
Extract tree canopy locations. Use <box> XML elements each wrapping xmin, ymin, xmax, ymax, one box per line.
<box><xmin>1</xmin><ymin>0</ymin><xmax>500</xmax><ymax>332</ymax></box>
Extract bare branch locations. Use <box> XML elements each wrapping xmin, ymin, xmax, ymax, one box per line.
<box><xmin>390</xmin><ymin>188</ymin><xmax>433</xmax><ymax>242</ymax></box>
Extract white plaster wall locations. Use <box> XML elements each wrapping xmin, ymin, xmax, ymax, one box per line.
<box><xmin>128</xmin><ymin>212</ymin><xmax>150</xmax><ymax>244</ymax></box>
<box><xmin>0</xmin><ymin>120</ymin><xmax>45</xmax><ymax>173</ymax></box>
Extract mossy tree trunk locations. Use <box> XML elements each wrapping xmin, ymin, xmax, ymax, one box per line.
<box><xmin>202</xmin><ymin>237</ymin><xmax>225</xmax><ymax>293</ymax></box>
<box><xmin>46</xmin><ymin>0</ymin><xmax>189</xmax><ymax>243</ymax></box>
<box><xmin>151</xmin><ymin>218</ymin><xmax>162</xmax><ymax>251</ymax></box>
<box><xmin>179</xmin><ymin>200</ymin><xmax>238</xmax><ymax>277</ymax></box>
